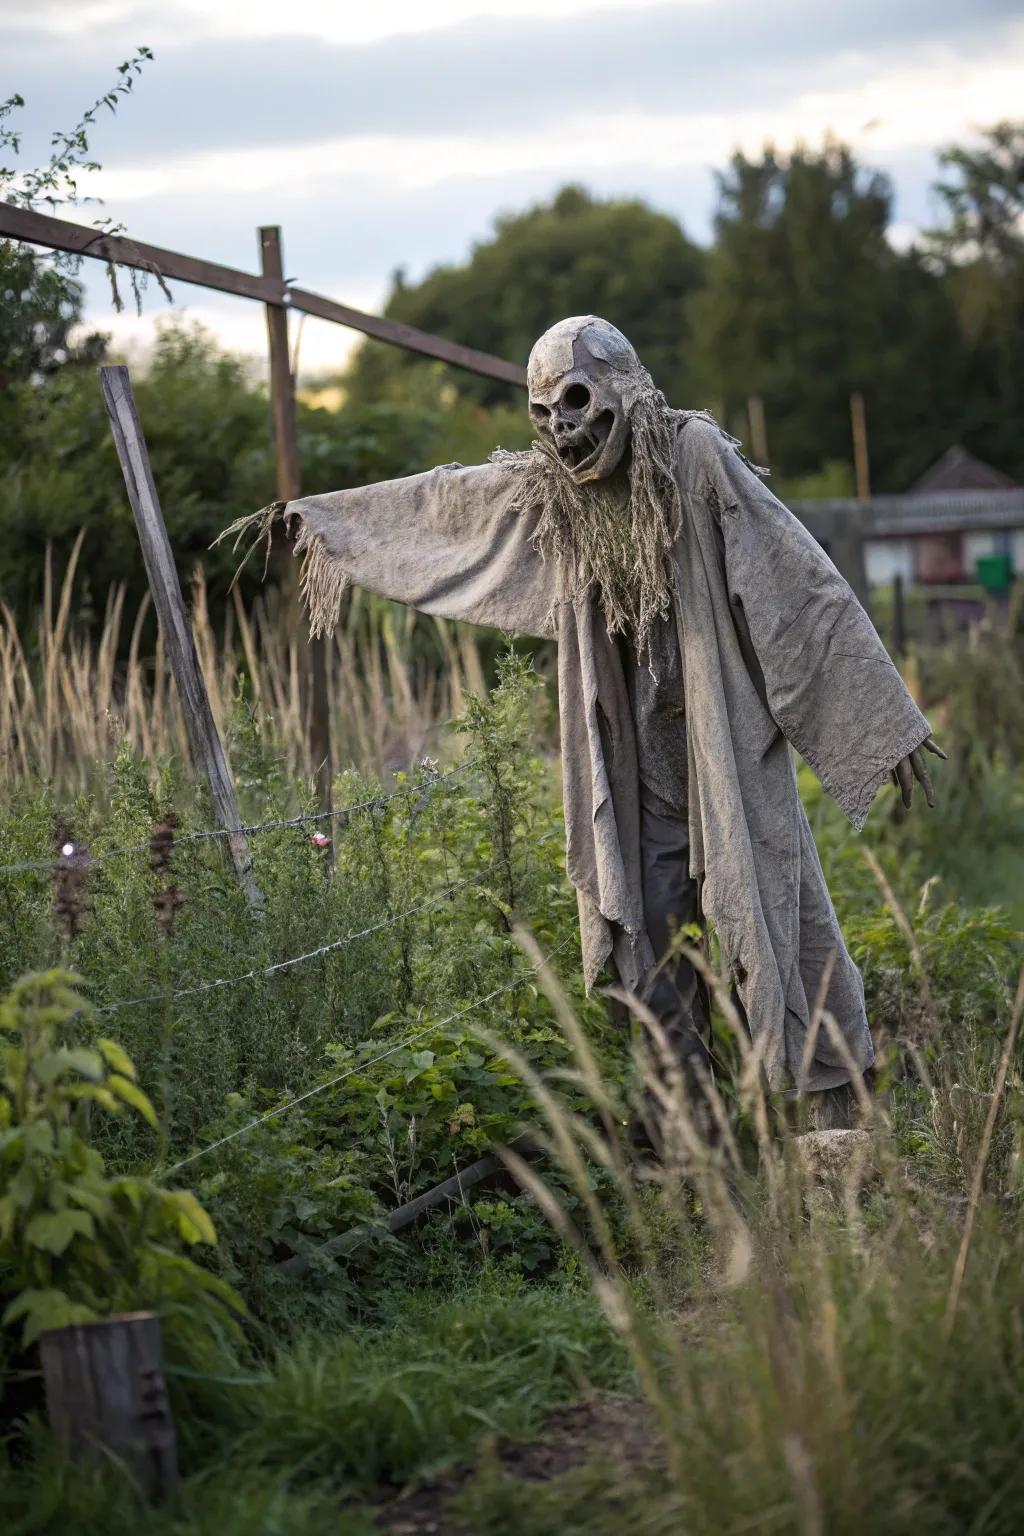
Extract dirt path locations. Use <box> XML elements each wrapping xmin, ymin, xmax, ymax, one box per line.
<box><xmin>374</xmin><ymin>1394</ymin><xmax>655</xmax><ymax>1534</ymax></box>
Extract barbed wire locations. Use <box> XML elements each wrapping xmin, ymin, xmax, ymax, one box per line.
<box><xmin>95</xmin><ymin>869</ymin><xmax>492</xmax><ymax>1015</ymax></box>
<box><xmin>163</xmin><ymin>935</ymin><xmax>573</xmax><ymax>1177</ymax></box>
<box><xmin>0</xmin><ymin>758</ymin><xmax>477</xmax><ymax>877</ymax></box>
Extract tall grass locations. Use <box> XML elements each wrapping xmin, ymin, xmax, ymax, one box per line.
<box><xmin>475</xmin><ymin>908</ymin><xmax>1024</xmax><ymax>1534</ymax></box>
<box><xmin>0</xmin><ymin>539</ymin><xmax>491</xmax><ymax>791</ymax></box>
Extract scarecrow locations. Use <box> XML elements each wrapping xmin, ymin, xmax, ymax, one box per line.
<box><xmin>227</xmin><ymin>316</ymin><xmax>943</xmax><ymax>1121</ymax></box>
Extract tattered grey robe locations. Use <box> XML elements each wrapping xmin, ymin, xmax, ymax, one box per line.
<box><xmin>279</xmin><ymin>414</ymin><xmax>930</xmax><ymax>1090</ymax></box>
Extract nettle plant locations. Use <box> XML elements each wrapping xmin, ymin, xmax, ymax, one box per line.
<box><xmin>0</xmin><ymin>971</ymin><xmax>241</xmax><ymax>1358</ymax></box>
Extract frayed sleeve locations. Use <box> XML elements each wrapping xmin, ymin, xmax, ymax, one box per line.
<box><xmin>281</xmin><ymin>461</ymin><xmax>558</xmax><ymax>640</ymax></box>
<box><xmin>705</xmin><ymin>430</ymin><xmax>931</xmax><ymax>829</ymax></box>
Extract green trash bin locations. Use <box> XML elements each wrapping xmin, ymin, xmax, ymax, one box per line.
<box><xmin>976</xmin><ymin>553</ymin><xmax>1014</xmax><ymax>595</ymax></box>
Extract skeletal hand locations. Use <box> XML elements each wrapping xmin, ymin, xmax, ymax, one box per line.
<box><xmin>891</xmin><ymin>735</ymin><xmax>947</xmax><ymax>809</ymax></box>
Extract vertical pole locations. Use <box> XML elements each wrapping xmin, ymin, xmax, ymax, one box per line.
<box><xmin>851</xmin><ymin>392</ymin><xmax>871</xmax><ymax>502</ymax></box>
<box><xmin>892</xmin><ymin>572</ymin><xmax>906</xmax><ymax>657</ymax></box>
<box><xmin>258</xmin><ymin>226</ymin><xmax>333</xmax><ymax>823</ymax></box>
<box><xmin>747</xmin><ymin>395</ymin><xmax>769</xmax><ymax>466</ymax></box>
<box><xmin>100</xmin><ymin>366</ymin><xmax>262</xmax><ymax>908</ymax></box>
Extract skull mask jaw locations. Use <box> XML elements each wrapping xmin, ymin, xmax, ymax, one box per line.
<box><xmin>528</xmin><ymin>336</ymin><xmax>631</xmax><ymax>485</ymax></box>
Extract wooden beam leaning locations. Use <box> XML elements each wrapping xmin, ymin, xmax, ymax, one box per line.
<box><xmin>278</xmin><ymin>1151</ymin><xmax>503</xmax><ymax>1278</ymax></box>
<box><xmin>277</xmin><ymin>1138</ymin><xmax>538</xmax><ymax>1278</ymax></box>
<box><xmin>0</xmin><ymin>202</ymin><xmax>527</xmax><ymax>387</ymax></box>
<box><xmin>100</xmin><ymin>366</ymin><xmax>263</xmax><ymax>908</ymax></box>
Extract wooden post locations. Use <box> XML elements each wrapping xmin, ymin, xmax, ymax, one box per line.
<box><xmin>851</xmin><ymin>392</ymin><xmax>871</xmax><ymax>501</ymax></box>
<box><xmin>258</xmin><ymin>226</ymin><xmax>301</xmax><ymax>499</ymax></box>
<box><xmin>747</xmin><ymin>395</ymin><xmax>769</xmax><ymax>466</ymax></box>
<box><xmin>100</xmin><ymin>366</ymin><xmax>262</xmax><ymax>908</ymax></box>
<box><xmin>892</xmin><ymin>572</ymin><xmax>907</xmax><ymax>657</ymax></box>
<box><xmin>258</xmin><ymin>226</ymin><xmax>333</xmax><ymax>822</ymax></box>
<box><xmin>41</xmin><ymin>1312</ymin><xmax>179</xmax><ymax>1500</ymax></box>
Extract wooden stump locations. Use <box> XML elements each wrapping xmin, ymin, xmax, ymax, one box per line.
<box><xmin>40</xmin><ymin>1311</ymin><xmax>179</xmax><ymax>1499</ymax></box>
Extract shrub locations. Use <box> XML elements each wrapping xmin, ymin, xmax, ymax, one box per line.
<box><xmin>0</xmin><ymin>971</ymin><xmax>240</xmax><ymax>1381</ymax></box>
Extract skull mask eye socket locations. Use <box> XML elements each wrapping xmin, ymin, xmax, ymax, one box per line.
<box><xmin>562</xmin><ymin>383</ymin><xmax>591</xmax><ymax>412</ymax></box>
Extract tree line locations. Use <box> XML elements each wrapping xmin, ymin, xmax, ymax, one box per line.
<box><xmin>0</xmin><ymin>127</ymin><xmax>1021</xmax><ymax>627</ymax></box>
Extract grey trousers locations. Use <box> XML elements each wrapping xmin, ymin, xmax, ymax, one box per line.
<box><xmin>637</xmin><ymin>783</ymin><xmax>710</xmax><ymax>1070</ymax></box>
<box><xmin>635</xmin><ymin>787</ymin><xmax>855</xmax><ymax>1127</ymax></box>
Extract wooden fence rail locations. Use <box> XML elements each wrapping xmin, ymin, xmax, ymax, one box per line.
<box><xmin>0</xmin><ymin>197</ymin><xmax>529</xmax><ymax>817</ymax></box>
<box><xmin>0</xmin><ymin>201</ymin><xmax>528</xmax><ymax>387</ymax></box>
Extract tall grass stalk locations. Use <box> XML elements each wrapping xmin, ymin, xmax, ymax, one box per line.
<box><xmin>1</xmin><ymin>545</ymin><xmax>490</xmax><ymax>792</ymax></box>
<box><xmin>486</xmin><ymin>918</ymin><xmax>1024</xmax><ymax>1533</ymax></box>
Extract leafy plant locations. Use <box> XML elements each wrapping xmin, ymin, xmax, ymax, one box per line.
<box><xmin>0</xmin><ymin>48</ymin><xmax>158</xmax><ymax>313</ymax></box>
<box><xmin>0</xmin><ymin>971</ymin><xmax>241</xmax><ymax>1363</ymax></box>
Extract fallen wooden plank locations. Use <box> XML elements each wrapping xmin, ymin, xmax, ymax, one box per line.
<box><xmin>278</xmin><ymin>1148</ymin><xmax>512</xmax><ymax>1278</ymax></box>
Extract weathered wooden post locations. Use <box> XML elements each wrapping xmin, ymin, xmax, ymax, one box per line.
<box><xmin>40</xmin><ymin>1312</ymin><xmax>179</xmax><ymax>1499</ymax></box>
<box><xmin>100</xmin><ymin>365</ymin><xmax>262</xmax><ymax>908</ymax></box>
<box><xmin>851</xmin><ymin>391</ymin><xmax>871</xmax><ymax>502</ymax></box>
<box><xmin>258</xmin><ymin>225</ymin><xmax>333</xmax><ymax>822</ymax></box>
<box><xmin>892</xmin><ymin>572</ymin><xmax>907</xmax><ymax>657</ymax></box>
<box><xmin>747</xmin><ymin>394</ymin><xmax>769</xmax><ymax>467</ymax></box>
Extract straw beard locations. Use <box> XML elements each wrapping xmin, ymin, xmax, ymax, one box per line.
<box><xmin>493</xmin><ymin>390</ymin><xmax>685</xmax><ymax>663</ymax></box>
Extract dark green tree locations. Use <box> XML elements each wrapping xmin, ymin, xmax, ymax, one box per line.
<box><xmin>0</xmin><ymin>247</ymin><xmax>107</xmax><ymax>397</ymax></box>
<box><xmin>927</xmin><ymin>121</ymin><xmax>1024</xmax><ymax>481</ymax></box>
<box><xmin>690</xmin><ymin>141</ymin><xmax>966</xmax><ymax>490</ymax></box>
<box><xmin>345</xmin><ymin>185</ymin><xmax>706</xmax><ymax>409</ymax></box>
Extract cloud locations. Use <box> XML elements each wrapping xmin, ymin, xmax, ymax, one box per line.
<box><xmin>5</xmin><ymin>0</ymin><xmax>1021</xmax><ymax>166</ymax></box>
<box><xmin>76</xmin><ymin>49</ymin><xmax>1024</xmax><ymax>210</ymax></box>
<box><xmin>4</xmin><ymin>0</ymin><xmax>640</xmax><ymax>46</ymax></box>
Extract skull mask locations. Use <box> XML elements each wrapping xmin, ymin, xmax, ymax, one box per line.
<box><xmin>526</xmin><ymin>316</ymin><xmax>651</xmax><ymax>485</ymax></box>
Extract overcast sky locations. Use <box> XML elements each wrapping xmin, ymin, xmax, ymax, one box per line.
<box><xmin>5</xmin><ymin>0</ymin><xmax>1023</xmax><ymax>375</ymax></box>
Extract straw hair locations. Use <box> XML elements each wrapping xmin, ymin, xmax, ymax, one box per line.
<box><xmin>493</xmin><ymin>389</ymin><xmax>686</xmax><ymax>663</ymax></box>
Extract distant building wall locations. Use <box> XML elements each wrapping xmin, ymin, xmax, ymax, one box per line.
<box><xmin>791</xmin><ymin>487</ymin><xmax>1024</xmax><ymax>595</ymax></box>
<box><xmin>864</xmin><ymin>538</ymin><xmax>914</xmax><ymax>586</ymax></box>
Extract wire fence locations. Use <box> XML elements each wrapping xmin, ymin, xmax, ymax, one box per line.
<box><xmin>0</xmin><ymin>758</ymin><xmax>477</xmax><ymax>877</ymax></box>
<box><xmin>163</xmin><ymin>934</ymin><xmax>572</xmax><ymax>1177</ymax></box>
<box><xmin>1</xmin><ymin>741</ymin><xmax>574</xmax><ymax>1196</ymax></box>
<box><xmin>96</xmin><ymin>869</ymin><xmax>493</xmax><ymax>1014</ymax></box>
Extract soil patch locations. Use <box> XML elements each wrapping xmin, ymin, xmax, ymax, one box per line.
<box><xmin>374</xmin><ymin>1393</ymin><xmax>655</xmax><ymax>1534</ymax></box>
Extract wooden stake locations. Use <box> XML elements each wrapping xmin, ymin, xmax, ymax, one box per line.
<box><xmin>100</xmin><ymin>365</ymin><xmax>262</xmax><ymax>908</ymax></box>
<box><xmin>258</xmin><ymin>226</ymin><xmax>301</xmax><ymax>501</ymax></box>
<box><xmin>41</xmin><ymin>1312</ymin><xmax>179</xmax><ymax>1500</ymax></box>
<box><xmin>747</xmin><ymin>395</ymin><xmax>769</xmax><ymax>466</ymax></box>
<box><xmin>258</xmin><ymin>226</ymin><xmax>333</xmax><ymax>825</ymax></box>
<box><xmin>892</xmin><ymin>572</ymin><xmax>907</xmax><ymax>656</ymax></box>
<box><xmin>851</xmin><ymin>391</ymin><xmax>871</xmax><ymax>501</ymax></box>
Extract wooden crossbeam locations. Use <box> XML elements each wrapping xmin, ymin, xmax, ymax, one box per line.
<box><xmin>0</xmin><ymin>201</ymin><xmax>527</xmax><ymax>387</ymax></box>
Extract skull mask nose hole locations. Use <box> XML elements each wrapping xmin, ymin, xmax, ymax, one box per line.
<box><xmin>562</xmin><ymin>383</ymin><xmax>591</xmax><ymax>411</ymax></box>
